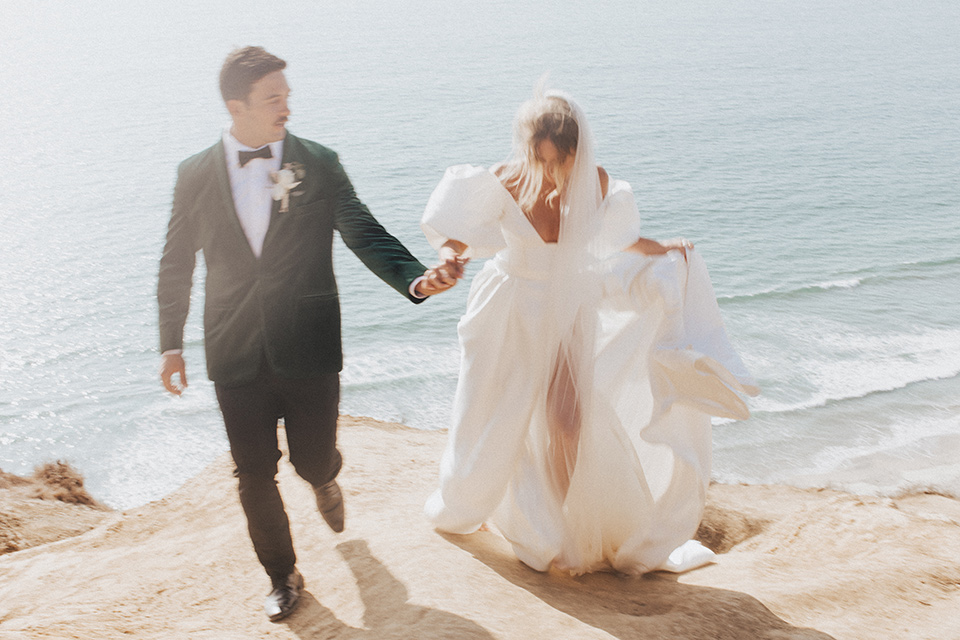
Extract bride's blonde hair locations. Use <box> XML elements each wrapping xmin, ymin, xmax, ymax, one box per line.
<box><xmin>498</xmin><ymin>93</ymin><xmax>580</xmax><ymax>213</ymax></box>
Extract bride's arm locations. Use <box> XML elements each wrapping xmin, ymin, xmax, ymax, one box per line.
<box><xmin>627</xmin><ymin>236</ymin><xmax>693</xmax><ymax>259</ymax></box>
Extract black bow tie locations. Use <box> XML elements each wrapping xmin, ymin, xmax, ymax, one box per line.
<box><xmin>238</xmin><ymin>145</ymin><xmax>273</xmax><ymax>167</ymax></box>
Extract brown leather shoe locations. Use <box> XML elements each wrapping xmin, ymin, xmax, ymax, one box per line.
<box><xmin>314</xmin><ymin>479</ymin><xmax>345</xmax><ymax>533</ymax></box>
<box><xmin>264</xmin><ymin>568</ymin><xmax>303</xmax><ymax>622</ymax></box>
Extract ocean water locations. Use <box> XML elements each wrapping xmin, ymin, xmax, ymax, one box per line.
<box><xmin>1</xmin><ymin>0</ymin><xmax>958</xmax><ymax>509</ymax></box>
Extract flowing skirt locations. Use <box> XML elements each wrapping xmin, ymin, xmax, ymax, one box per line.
<box><xmin>426</xmin><ymin>250</ymin><xmax>757</xmax><ymax>574</ymax></box>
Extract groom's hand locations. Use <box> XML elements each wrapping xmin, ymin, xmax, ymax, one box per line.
<box><xmin>415</xmin><ymin>259</ymin><xmax>465</xmax><ymax>296</ymax></box>
<box><xmin>160</xmin><ymin>352</ymin><xmax>188</xmax><ymax>396</ymax></box>
<box><xmin>415</xmin><ymin>267</ymin><xmax>455</xmax><ymax>296</ymax></box>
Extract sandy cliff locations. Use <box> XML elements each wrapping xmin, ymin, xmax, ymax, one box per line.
<box><xmin>1</xmin><ymin>416</ymin><xmax>958</xmax><ymax>639</ymax></box>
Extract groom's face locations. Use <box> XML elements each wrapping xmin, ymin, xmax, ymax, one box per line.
<box><xmin>228</xmin><ymin>70</ymin><xmax>291</xmax><ymax>148</ymax></box>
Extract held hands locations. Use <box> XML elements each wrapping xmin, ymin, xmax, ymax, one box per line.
<box><xmin>415</xmin><ymin>254</ymin><xmax>469</xmax><ymax>296</ymax></box>
<box><xmin>160</xmin><ymin>352</ymin><xmax>188</xmax><ymax>396</ymax></box>
<box><xmin>414</xmin><ymin>241</ymin><xmax>470</xmax><ymax>297</ymax></box>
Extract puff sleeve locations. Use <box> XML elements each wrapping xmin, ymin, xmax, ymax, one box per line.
<box><xmin>594</xmin><ymin>179</ymin><xmax>643</xmax><ymax>258</ymax></box>
<box><xmin>421</xmin><ymin>165</ymin><xmax>512</xmax><ymax>259</ymax></box>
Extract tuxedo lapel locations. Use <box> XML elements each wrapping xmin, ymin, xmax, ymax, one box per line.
<box><xmin>211</xmin><ymin>139</ymin><xmax>259</xmax><ymax>263</ymax></box>
<box><xmin>261</xmin><ymin>133</ymin><xmax>297</xmax><ymax>252</ymax></box>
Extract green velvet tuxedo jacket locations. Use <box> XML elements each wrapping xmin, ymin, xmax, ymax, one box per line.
<box><xmin>158</xmin><ymin>133</ymin><xmax>427</xmax><ymax>387</ymax></box>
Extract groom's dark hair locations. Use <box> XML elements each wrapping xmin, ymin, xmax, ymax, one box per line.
<box><xmin>220</xmin><ymin>47</ymin><xmax>287</xmax><ymax>103</ymax></box>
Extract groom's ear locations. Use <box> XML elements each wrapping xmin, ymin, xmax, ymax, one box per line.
<box><xmin>225</xmin><ymin>99</ymin><xmax>245</xmax><ymax>119</ymax></box>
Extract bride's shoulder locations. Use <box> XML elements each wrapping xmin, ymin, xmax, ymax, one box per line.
<box><xmin>597</xmin><ymin>168</ymin><xmax>636</xmax><ymax>211</ymax></box>
<box><xmin>598</xmin><ymin>166</ymin><xmax>609</xmax><ymax>198</ymax></box>
<box><xmin>440</xmin><ymin>164</ymin><xmax>500</xmax><ymax>184</ymax></box>
<box><xmin>490</xmin><ymin>162</ymin><xmax>520</xmax><ymax>199</ymax></box>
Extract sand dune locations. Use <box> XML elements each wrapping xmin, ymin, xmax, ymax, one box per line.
<box><xmin>1</xmin><ymin>416</ymin><xmax>958</xmax><ymax>639</ymax></box>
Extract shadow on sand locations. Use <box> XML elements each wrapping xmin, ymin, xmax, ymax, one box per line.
<box><xmin>283</xmin><ymin>539</ymin><xmax>494</xmax><ymax>639</ymax></box>
<box><xmin>441</xmin><ymin>531</ymin><xmax>836</xmax><ymax>640</ymax></box>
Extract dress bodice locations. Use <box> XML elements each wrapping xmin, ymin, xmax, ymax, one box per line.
<box><xmin>421</xmin><ymin>164</ymin><xmax>644</xmax><ymax>282</ymax></box>
<box><xmin>493</xmin><ymin>199</ymin><xmax>561</xmax><ymax>281</ymax></box>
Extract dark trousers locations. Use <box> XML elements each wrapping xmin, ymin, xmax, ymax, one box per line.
<box><xmin>215</xmin><ymin>362</ymin><xmax>341</xmax><ymax>580</ymax></box>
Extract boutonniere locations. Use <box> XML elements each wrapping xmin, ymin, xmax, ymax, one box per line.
<box><xmin>270</xmin><ymin>162</ymin><xmax>306</xmax><ymax>212</ymax></box>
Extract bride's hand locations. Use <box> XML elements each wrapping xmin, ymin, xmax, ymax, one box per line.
<box><xmin>628</xmin><ymin>236</ymin><xmax>693</xmax><ymax>259</ymax></box>
<box><xmin>439</xmin><ymin>247</ymin><xmax>469</xmax><ymax>276</ymax></box>
<box><xmin>663</xmin><ymin>237</ymin><xmax>694</xmax><ymax>260</ymax></box>
<box><xmin>439</xmin><ymin>240</ymin><xmax>469</xmax><ymax>271</ymax></box>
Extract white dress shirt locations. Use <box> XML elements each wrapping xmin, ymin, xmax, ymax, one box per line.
<box><xmin>222</xmin><ymin>128</ymin><xmax>283</xmax><ymax>259</ymax></box>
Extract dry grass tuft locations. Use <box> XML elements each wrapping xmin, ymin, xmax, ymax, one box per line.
<box><xmin>30</xmin><ymin>461</ymin><xmax>106</xmax><ymax>509</ymax></box>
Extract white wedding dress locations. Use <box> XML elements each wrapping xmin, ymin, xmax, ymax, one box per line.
<box><xmin>422</xmin><ymin>164</ymin><xmax>757</xmax><ymax>575</ymax></box>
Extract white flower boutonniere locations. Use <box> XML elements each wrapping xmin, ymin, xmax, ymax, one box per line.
<box><xmin>270</xmin><ymin>162</ymin><xmax>306</xmax><ymax>213</ymax></box>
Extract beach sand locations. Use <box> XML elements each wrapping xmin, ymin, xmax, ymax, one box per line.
<box><xmin>1</xmin><ymin>415</ymin><xmax>958</xmax><ymax>639</ymax></box>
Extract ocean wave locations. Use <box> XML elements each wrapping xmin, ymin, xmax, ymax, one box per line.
<box><xmin>718</xmin><ymin>279</ymin><xmax>865</xmax><ymax>303</ymax></box>
<box><xmin>748</xmin><ymin>370</ymin><xmax>960</xmax><ymax>416</ymax></box>
<box><xmin>746</xmin><ymin>326</ymin><xmax>960</xmax><ymax>416</ymax></box>
<box><xmin>894</xmin><ymin>255</ymin><xmax>960</xmax><ymax>271</ymax></box>
<box><xmin>341</xmin><ymin>341</ymin><xmax>461</xmax><ymax>388</ymax></box>
<box><xmin>719</xmin><ymin>254</ymin><xmax>960</xmax><ymax>303</ymax></box>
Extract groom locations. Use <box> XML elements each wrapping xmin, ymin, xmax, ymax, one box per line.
<box><xmin>157</xmin><ymin>47</ymin><xmax>460</xmax><ymax>622</ymax></box>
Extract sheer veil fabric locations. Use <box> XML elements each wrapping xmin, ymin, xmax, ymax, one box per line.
<box><xmin>422</xmin><ymin>92</ymin><xmax>757</xmax><ymax>575</ymax></box>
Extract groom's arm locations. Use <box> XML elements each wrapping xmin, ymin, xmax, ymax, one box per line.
<box><xmin>157</xmin><ymin>164</ymin><xmax>199</xmax><ymax>394</ymax></box>
<box><xmin>326</xmin><ymin>153</ymin><xmax>435</xmax><ymax>302</ymax></box>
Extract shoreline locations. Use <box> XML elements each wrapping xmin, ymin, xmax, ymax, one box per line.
<box><xmin>1</xmin><ymin>415</ymin><xmax>959</xmax><ymax>639</ymax></box>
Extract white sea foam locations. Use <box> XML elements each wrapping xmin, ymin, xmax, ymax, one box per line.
<box><xmin>813</xmin><ymin>277</ymin><xmax>862</xmax><ymax>290</ymax></box>
<box><xmin>716</xmin><ymin>277</ymin><xmax>865</xmax><ymax>302</ymax></box>
<box><xmin>341</xmin><ymin>342</ymin><xmax>461</xmax><ymax>388</ymax></box>
<box><xmin>713</xmin><ymin>396</ymin><xmax>960</xmax><ymax>495</ymax></box>
<box><xmin>780</xmin><ymin>415</ymin><xmax>960</xmax><ymax>498</ymax></box>
<box><xmin>746</xmin><ymin>326</ymin><xmax>960</xmax><ymax>416</ymax></box>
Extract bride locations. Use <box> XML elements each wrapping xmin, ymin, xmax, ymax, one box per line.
<box><xmin>422</xmin><ymin>89</ymin><xmax>758</xmax><ymax>575</ymax></box>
